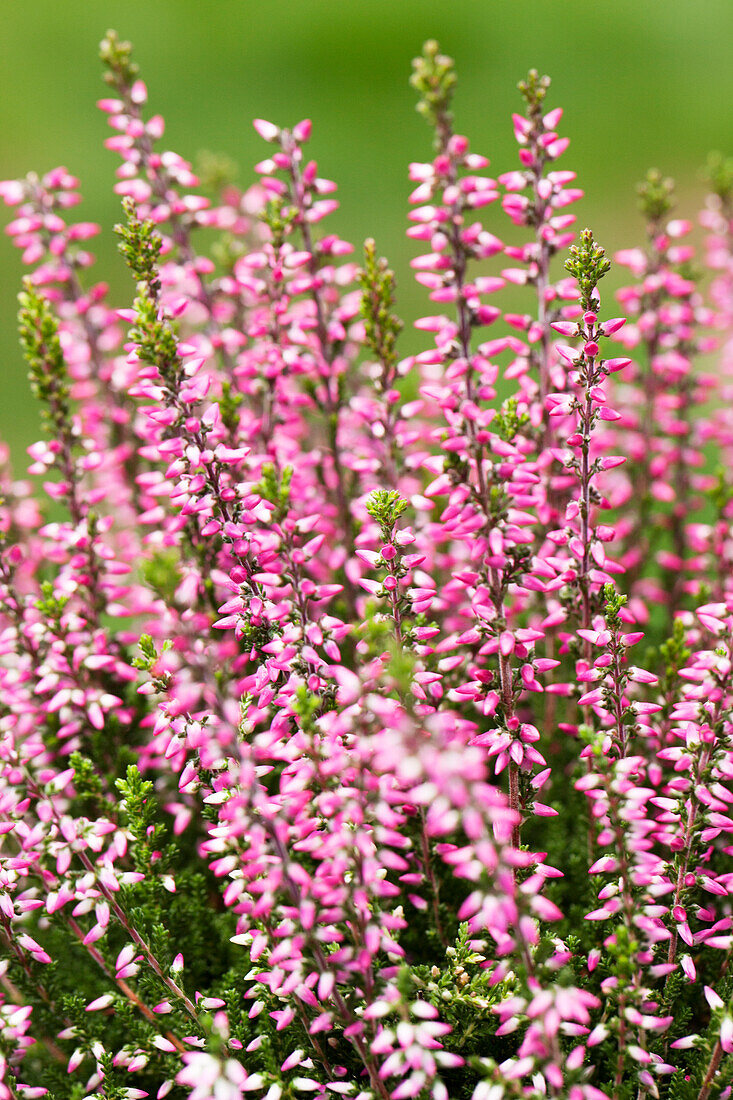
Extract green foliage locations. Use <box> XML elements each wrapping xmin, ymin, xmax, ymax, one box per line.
<box><xmin>654</xmin><ymin>616</ymin><xmax>691</xmax><ymax>717</ymax></box>
<box><xmin>35</xmin><ymin>579</ymin><xmax>69</xmax><ymax>621</ymax></box>
<box><xmin>704</xmin><ymin>150</ymin><xmax>733</xmax><ymax>208</ymax></box>
<box><xmin>196</xmin><ymin>149</ymin><xmax>239</xmax><ymax>195</ymax></box>
<box><xmin>290</xmin><ymin>683</ymin><xmax>323</xmax><ymax>731</ymax></box>
<box><xmin>637</xmin><ymin>167</ymin><xmax>676</xmax><ymax>226</ymax></box>
<box><xmin>109</xmin><ymin>765</ymin><xmax>240</xmax><ymax>1032</ymax></box>
<box><xmin>140</xmin><ymin>547</ymin><xmax>183</xmax><ymax>604</ymax></box>
<box><xmin>210</xmin><ymin>231</ymin><xmax>248</xmax><ymax>276</ymax></box>
<box><xmin>493</xmin><ymin>395</ymin><xmax>529</xmax><ymax>443</ymax></box>
<box><xmin>443</xmin><ymin>447</ymin><xmax>470</xmax><ymax>488</ymax></box>
<box><xmin>256</xmin><ymin>462</ymin><xmax>293</xmax><ymax>521</ymax></box>
<box><xmin>602</xmin><ymin>581</ymin><xmax>627</xmax><ymax>629</ymax></box>
<box><xmin>132</xmin><ymin>633</ymin><xmax>172</xmax><ymax>692</ymax></box>
<box><xmin>115</xmin><ymin>200</ymin><xmax>189</xmax><ymax>412</ymax></box>
<box><xmin>18</xmin><ymin>280</ymin><xmax>73</xmax><ymax>446</ymax></box>
<box><xmin>385</xmin><ymin>636</ymin><xmax>418</xmax><ymax>692</ymax></box>
<box><xmin>410</xmin><ymin>39</ymin><xmax>456</xmax><ymax>146</ymax></box>
<box><xmin>415</xmin><ymin>925</ymin><xmax>509</xmax><ymax>1053</ymax></box>
<box><xmin>131</xmin><ymin>287</ymin><xmax>180</xmax><ymax>379</ymax></box>
<box><xmin>527</xmin><ymin>782</ymin><xmax>596</xmax><ymax>946</ymax></box>
<box><xmin>69</xmin><ymin>751</ymin><xmax>107</xmax><ymax>818</ymax></box>
<box><xmin>365</xmin><ymin>488</ymin><xmax>408</xmax><ymax>539</ymax></box>
<box><xmin>564</xmin><ymin>227</ymin><xmax>611</xmax><ymax>311</ymax></box>
<box><xmin>709</xmin><ymin>464</ymin><xmax>733</xmax><ymax>514</ymax></box>
<box><xmin>115</xmin><ymin>198</ymin><xmax>164</xmax><ymax>291</ymax></box>
<box><xmin>261</xmin><ymin>196</ymin><xmax>297</xmax><ymax>250</ymax></box>
<box><xmin>116</xmin><ymin>765</ymin><xmax>163</xmax><ymax>862</ymax></box>
<box><xmin>359</xmin><ymin>238</ymin><xmax>403</xmax><ymax>377</ymax></box>
<box><xmin>99</xmin><ymin>29</ymin><xmax>139</xmax><ymax>93</ymax></box>
<box><xmin>660</xmin><ymin>969</ymin><xmax>694</xmax><ymax>1072</ymax></box>
<box><xmin>219</xmin><ymin>379</ymin><xmax>245</xmax><ymax>434</ymax></box>
<box><xmin>605</xmin><ymin>922</ymin><xmax>638</xmax><ymax>989</ymax></box>
<box><xmin>517</xmin><ymin>68</ymin><xmax>551</xmax><ymax>120</ymax></box>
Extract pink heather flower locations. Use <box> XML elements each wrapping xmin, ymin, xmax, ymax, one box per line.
<box><xmin>0</xmin><ymin>34</ymin><xmax>731</xmax><ymax>1100</ymax></box>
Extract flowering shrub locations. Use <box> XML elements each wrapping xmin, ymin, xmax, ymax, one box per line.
<box><xmin>2</xmin><ymin>29</ymin><xmax>733</xmax><ymax>1100</ymax></box>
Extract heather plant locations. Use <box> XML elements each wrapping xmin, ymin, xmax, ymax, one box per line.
<box><xmin>2</xmin><ymin>31</ymin><xmax>733</xmax><ymax>1100</ymax></box>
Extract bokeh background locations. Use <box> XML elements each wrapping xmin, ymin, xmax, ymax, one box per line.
<box><xmin>1</xmin><ymin>0</ymin><xmax>732</xmax><ymax>465</ymax></box>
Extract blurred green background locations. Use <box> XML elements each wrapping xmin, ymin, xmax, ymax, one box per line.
<box><xmin>1</xmin><ymin>0</ymin><xmax>732</xmax><ymax>465</ymax></box>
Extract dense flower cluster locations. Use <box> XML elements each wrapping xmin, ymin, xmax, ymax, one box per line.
<box><xmin>0</xmin><ymin>32</ymin><xmax>732</xmax><ymax>1100</ymax></box>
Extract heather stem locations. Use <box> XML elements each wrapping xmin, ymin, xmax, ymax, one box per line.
<box><xmin>578</xmin><ymin>378</ymin><xmax>595</xmax><ymax>657</ymax></box>
<box><xmin>389</xmin><ymin>578</ymin><xmax>404</xmax><ymax>647</ymax></box>
<box><xmin>419</xmin><ymin>808</ymin><xmax>448</xmax><ymax>947</ymax></box>
<box><xmin>563</xmin><ymin>231</ymin><xmax>612</xmax><ymax>668</ymax></box>
<box><xmin>66</xmin><ymin>914</ymin><xmax>187</xmax><ymax>1053</ymax></box>
<box><xmin>698</xmin><ymin>1039</ymin><xmax>724</xmax><ymax>1100</ymax></box>
<box><xmin>1</xmin><ymin>860</ymin><xmax>184</xmax><ymax>1061</ymax></box>
<box><xmin>431</xmin><ymin>107</ymin><xmax>524</xmax><ymax>844</ymax></box>
<box><xmin>508</xmin><ymin>758</ymin><xmax>521</xmax><ymax>849</ymax></box>
<box><xmin>18</xmin><ymin>765</ymin><xmax>203</xmax><ymax>1032</ymax></box>
<box><xmin>283</xmin><ymin>134</ymin><xmax>356</xmax><ymax>551</ymax></box>
<box><xmin>83</xmin><ymin>872</ymin><xmax>202</xmax><ymax>1029</ymax></box>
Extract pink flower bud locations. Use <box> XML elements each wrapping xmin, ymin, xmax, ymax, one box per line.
<box><xmin>253</xmin><ymin>118</ymin><xmax>280</xmax><ymax>143</ymax></box>
<box><xmin>293</xmin><ymin>119</ymin><xmax>312</xmax><ymax>142</ymax></box>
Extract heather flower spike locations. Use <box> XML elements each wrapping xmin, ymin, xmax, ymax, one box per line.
<box><xmin>0</xmin><ymin>31</ymin><xmax>732</xmax><ymax>1100</ymax></box>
